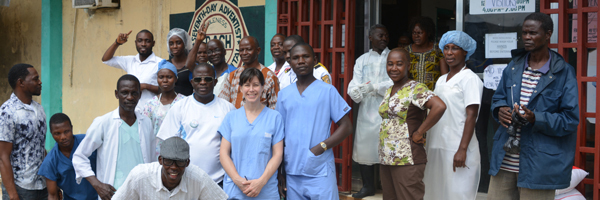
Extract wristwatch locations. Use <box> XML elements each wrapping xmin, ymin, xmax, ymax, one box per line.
<box><xmin>320</xmin><ymin>142</ymin><xmax>327</xmax><ymax>151</ymax></box>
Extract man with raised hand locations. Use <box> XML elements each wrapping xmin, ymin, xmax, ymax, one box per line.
<box><xmin>219</xmin><ymin>36</ymin><xmax>280</xmax><ymax>109</ymax></box>
<box><xmin>38</xmin><ymin>113</ymin><xmax>98</xmax><ymax>200</ymax></box>
<box><xmin>102</xmin><ymin>30</ymin><xmax>163</xmax><ymax>112</ymax></box>
<box><xmin>0</xmin><ymin>64</ymin><xmax>47</xmax><ymax>200</ymax></box>
<box><xmin>277</xmin><ymin>43</ymin><xmax>353</xmax><ymax>199</ymax></box>
<box><xmin>73</xmin><ymin>75</ymin><xmax>155</xmax><ymax>200</ymax></box>
<box><xmin>157</xmin><ymin>63</ymin><xmax>236</xmax><ymax>186</ymax></box>
<box><xmin>112</xmin><ymin>137</ymin><xmax>228</xmax><ymax>200</ymax></box>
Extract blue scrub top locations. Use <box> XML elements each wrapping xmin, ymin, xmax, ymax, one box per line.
<box><xmin>276</xmin><ymin>81</ymin><xmax>351</xmax><ymax>177</ymax></box>
<box><xmin>38</xmin><ymin>134</ymin><xmax>98</xmax><ymax>200</ymax></box>
<box><xmin>218</xmin><ymin>106</ymin><xmax>284</xmax><ymax>199</ymax></box>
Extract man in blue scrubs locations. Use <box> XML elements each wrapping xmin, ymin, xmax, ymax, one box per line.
<box><xmin>38</xmin><ymin>113</ymin><xmax>98</xmax><ymax>200</ymax></box>
<box><xmin>276</xmin><ymin>43</ymin><xmax>353</xmax><ymax>199</ymax></box>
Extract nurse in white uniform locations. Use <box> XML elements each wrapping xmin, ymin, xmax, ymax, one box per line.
<box><xmin>424</xmin><ymin>31</ymin><xmax>483</xmax><ymax>200</ymax></box>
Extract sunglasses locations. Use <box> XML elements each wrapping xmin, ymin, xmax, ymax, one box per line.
<box><xmin>192</xmin><ymin>76</ymin><xmax>214</xmax><ymax>83</ymax></box>
<box><xmin>161</xmin><ymin>158</ymin><xmax>188</xmax><ymax>167</ymax></box>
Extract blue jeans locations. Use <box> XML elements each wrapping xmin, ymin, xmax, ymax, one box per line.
<box><xmin>1</xmin><ymin>183</ymin><xmax>47</xmax><ymax>200</ymax></box>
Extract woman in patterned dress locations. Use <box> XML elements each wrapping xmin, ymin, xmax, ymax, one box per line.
<box><xmin>405</xmin><ymin>16</ymin><xmax>449</xmax><ymax>90</ymax></box>
<box><xmin>141</xmin><ymin>60</ymin><xmax>185</xmax><ymax>156</ymax></box>
<box><xmin>378</xmin><ymin>48</ymin><xmax>446</xmax><ymax>200</ymax></box>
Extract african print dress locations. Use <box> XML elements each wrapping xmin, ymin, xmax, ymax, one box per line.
<box><xmin>406</xmin><ymin>44</ymin><xmax>444</xmax><ymax>90</ymax></box>
<box><xmin>378</xmin><ymin>80</ymin><xmax>435</xmax><ymax>166</ymax></box>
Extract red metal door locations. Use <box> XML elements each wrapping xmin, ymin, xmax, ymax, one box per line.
<box><xmin>277</xmin><ymin>0</ymin><xmax>356</xmax><ymax>192</ymax></box>
<box><xmin>541</xmin><ymin>0</ymin><xmax>599</xmax><ymax>199</ymax></box>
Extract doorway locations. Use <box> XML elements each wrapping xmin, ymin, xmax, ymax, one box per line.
<box><xmin>351</xmin><ymin>0</ymin><xmax>458</xmax><ymax>194</ymax></box>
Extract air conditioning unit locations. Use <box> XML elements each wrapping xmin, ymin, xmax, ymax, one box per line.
<box><xmin>73</xmin><ymin>0</ymin><xmax>118</xmax><ymax>9</ymax></box>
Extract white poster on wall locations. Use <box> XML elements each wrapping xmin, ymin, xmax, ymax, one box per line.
<box><xmin>470</xmin><ymin>0</ymin><xmax>535</xmax><ymax>15</ymax></box>
<box><xmin>485</xmin><ymin>32</ymin><xmax>517</xmax><ymax>58</ymax></box>
<box><xmin>484</xmin><ymin>64</ymin><xmax>508</xmax><ymax>90</ymax></box>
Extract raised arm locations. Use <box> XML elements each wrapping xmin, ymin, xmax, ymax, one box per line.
<box><xmin>102</xmin><ymin>30</ymin><xmax>132</xmax><ymax>62</ymax></box>
<box><xmin>0</xmin><ymin>141</ymin><xmax>19</xmax><ymax>200</ymax></box>
<box><xmin>186</xmin><ymin>22</ymin><xmax>210</xmax><ymax>71</ymax></box>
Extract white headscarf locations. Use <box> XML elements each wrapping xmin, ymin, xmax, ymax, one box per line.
<box><xmin>167</xmin><ymin>28</ymin><xmax>192</xmax><ymax>57</ymax></box>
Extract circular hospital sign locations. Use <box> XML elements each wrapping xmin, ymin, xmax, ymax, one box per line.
<box><xmin>188</xmin><ymin>0</ymin><xmax>249</xmax><ymax>68</ymax></box>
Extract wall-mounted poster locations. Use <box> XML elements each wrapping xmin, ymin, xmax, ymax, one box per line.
<box><xmin>485</xmin><ymin>32</ymin><xmax>517</xmax><ymax>59</ymax></box>
<box><xmin>470</xmin><ymin>0</ymin><xmax>535</xmax><ymax>15</ymax></box>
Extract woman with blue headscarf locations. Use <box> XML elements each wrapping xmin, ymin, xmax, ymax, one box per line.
<box><xmin>423</xmin><ymin>31</ymin><xmax>483</xmax><ymax>200</ymax></box>
<box><xmin>142</xmin><ymin>60</ymin><xmax>186</xmax><ymax>156</ymax></box>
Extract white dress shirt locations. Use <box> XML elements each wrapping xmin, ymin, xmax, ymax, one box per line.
<box><xmin>157</xmin><ymin>96</ymin><xmax>235</xmax><ymax>183</ymax></box>
<box><xmin>103</xmin><ymin>53</ymin><xmax>163</xmax><ymax>112</ymax></box>
<box><xmin>112</xmin><ymin>162</ymin><xmax>228</xmax><ymax>200</ymax></box>
<box><xmin>267</xmin><ymin>61</ymin><xmax>296</xmax><ymax>89</ymax></box>
<box><xmin>73</xmin><ymin>108</ymin><xmax>156</xmax><ymax>189</ymax></box>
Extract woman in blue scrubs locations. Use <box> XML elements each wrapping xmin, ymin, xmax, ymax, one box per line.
<box><xmin>218</xmin><ymin>67</ymin><xmax>285</xmax><ymax>199</ymax></box>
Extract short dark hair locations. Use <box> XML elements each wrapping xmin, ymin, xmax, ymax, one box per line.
<box><xmin>409</xmin><ymin>16</ymin><xmax>436</xmax><ymax>42</ymax></box>
<box><xmin>524</xmin><ymin>12</ymin><xmax>554</xmax><ymax>33</ymax></box>
<box><xmin>239</xmin><ymin>67</ymin><xmax>265</xmax><ymax>87</ymax></box>
<box><xmin>137</xmin><ymin>29</ymin><xmax>154</xmax><ymax>41</ymax></box>
<box><xmin>116</xmin><ymin>74</ymin><xmax>141</xmax><ymax>90</ymax></box>
<box><xmin>8</xmin><ymin>63</ymin><xmax>34</xmax><ymax>89</ymax></box>
<box><xmin>193</xmin><ymin>62</ymin><xmax>216</xmax><ymax>78</ymax></box>
<box><xmin>290</xmin><ymin>43</ymin><xmax>315</xmax><ymax>57</ymax></box>
<box><xmin>284</xmin><ymin>35</ymin><xmax>305</xmax><ymax>44</ymax></box>
<box><xmin>49</xmin><ymin>113</ymin><xmax>73</xmax><ymax>128</ymax></box>
<box><xmin>369</xmin><ymin>24</ymin><xmax>387</xmax><ymax>36</ymax></box>
<box><xmin>390</xmin><ymin>47</ymin><xmax>411</xmax><ymax>62</ymax></box>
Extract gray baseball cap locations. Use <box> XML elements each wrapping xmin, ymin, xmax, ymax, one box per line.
<box><xmin>159</xmin><ymin>137</ymin><xmax>190</xmax><ymax>160</ymax></box>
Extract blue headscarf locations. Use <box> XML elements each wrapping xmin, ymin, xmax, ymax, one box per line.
<box><xmin>158</xmin><ymin>59</ymin><xmax>178</xmax><ymax>78</ymax></box>
<box><xmin>438</xmin><ymin>31</ymin><xmax>477</xmax><ymax>60</ymax></box>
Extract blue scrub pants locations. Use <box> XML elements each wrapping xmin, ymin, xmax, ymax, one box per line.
<box><xmin>286</xmin><ymin>166</ymin><xmax>339</xmax><ymax>200</ymax></box>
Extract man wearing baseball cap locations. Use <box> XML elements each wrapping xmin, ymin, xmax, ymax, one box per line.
<box><xmin>112</xmin><ymin>137</ymin><xmax>228</xmax><ymax>200</ymax></box>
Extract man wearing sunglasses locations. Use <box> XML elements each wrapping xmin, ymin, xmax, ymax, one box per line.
<box><xmin>112</xmin><ymin>137</ymin><xmax>228</xmax><ymax>200</ymax></box>
<box><xmin>158</xmin><ymin>63</ymin><xmax>236</xmax><ymax>187</ymax></box>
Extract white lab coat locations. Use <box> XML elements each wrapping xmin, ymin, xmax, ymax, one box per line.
<box><xmin>73</xmin><ymin>108</ymin><xmax>156</xmax><ymax>191</ymax></box>
<box><xmin>424</xmin><ymin>68</ymin><xmax>482</xmax><ymax>200</ymax></box>
<box><xmin>347</xmin><ymin>48</ymin><xmax>392</xmax><ymax>165</ymax></box>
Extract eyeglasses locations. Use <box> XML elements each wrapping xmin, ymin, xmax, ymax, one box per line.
<box><xmin>162</xmin><ymin>158</ymin><xmax>188</xmax><ymax>167</ymax></box>
<box><xmin>207</xmin><ymin>49</ymin><xmax>222</xmax><ymax>55</ymax></box>
<box><xmin>192</xmin><ymin>76</ymin><xmax>214</xmax><ymax>83</ymax></box>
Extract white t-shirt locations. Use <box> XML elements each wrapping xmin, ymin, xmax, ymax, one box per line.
<box><xmin>103</xmin><ymin>53</ymin><xmax>163</xmax><ymax>112</ymax></box>
<box><xmin>156</xmin><ymin>96</ymin><xmax>235</xmax><ymax>183</ymax></box>
<box><xmin>267</xmin><ymin>61</ymin><xmax>296</xmax><ymax>89</ymax></box>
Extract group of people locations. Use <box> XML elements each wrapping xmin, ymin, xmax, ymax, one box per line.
<box><xmin>348</xmin><ymin>13</ymin><xmax>578</xmax><ymax>200</ymax></box>
<box><xmin>0</xmin><ymin>12</ymin><xmax>579</xmax><ymax>200</ymax></box>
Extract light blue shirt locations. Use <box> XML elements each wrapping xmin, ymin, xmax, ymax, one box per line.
<box><xmin>276</xmin><ymin>81</ymin><xmax>351</xmax><ymax>177</ymax></box>
<box><xmin>218</xmin><ymin>106</ymin><xmax>284</xmax><ymax>199</ymax></box>
<box><xmin>114</xmin><ymin>120</ymin><xmax>144</xmax><ymax>190</ymax></box>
